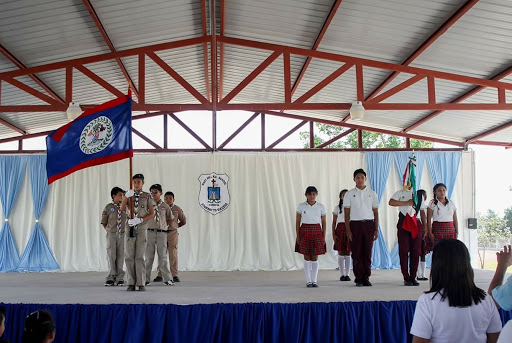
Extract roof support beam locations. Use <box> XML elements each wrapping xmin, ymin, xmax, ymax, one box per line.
<box><xmin>132</xmin><ymin>127</ymin><xmax>161</xmax><ymax>149</ymax></box>
<box><xmin>267</xmin><ymin>120</ymin><xmax>308</xmax><ymax>149</ymax></box>
<box><xmin>3</xmin><ymin>78</ymin><xmax>60</xmax><ymax>105</ymax></box>
<box><xmin>168</xmin><ymin>113</ymin><xmax>212</xmax><ymax>150</ymax></box>
<box><xmin>316</xmin><ymin>128</ymin><xmax>355</xmax><ymax>148</ymax></box>
<box><xmin>74</xmin><ymin>65</ymin><xmax>125</xmax><ymax>98</ymax></box>
<box><xmin>0</xmin><ymin>43</ymin><xmax>64</xmax><ymax>104</ymax></box>
<box><xmin>405</xmin><ymin>64</ymin><xmax>512</xmax><ymax>132</ymax></box>
<box><xmin>217</xmin><ymin>112</ymin><xmax>259</xmax><ymax>149</ymax></box>
<box><xmin>466</xmin><ymin>119</ymin><xmax>512</xmax><ymax>143</ymax></box>
<box><xmin>260</xmin><ymin>110</ymin><xmax>465</xmax><ymax>147</ymax></box>
<box><xmin>290</xmin><ymin>0</ymin><xmax>344</xmax><ymax>97</ymax></box>
<box><xmin>219</xmin><ymin>0</ymin><xmax>225</xmax><ymax>100</ymax></box>
<box><xmin>201</xmin><ymin>0</ymin><xmax>211</xmax><ymax>101</ymax></box>
<box><xmin>147</xmin><ymin>52</ymin><xmax>210</xmax><ymax>104</ymax></box>
<box><xmin>82</xmin><ymin>0</ymin><xmax>141</xmax><ymax>100</ymax></box>
<box><xmin>365</xmin><ymin>0</ymin><xmax>480</xmax><ymax>101</ymax></box>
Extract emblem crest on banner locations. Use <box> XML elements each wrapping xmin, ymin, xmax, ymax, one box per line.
<box><xmin>79</xmin><ymin>116</ymin><xmax>114</xmax><ymax>154</ymax></box>
<box><xmin>198</xmin><ymin>172</ymin><xmax>230</xmax><ymax>215</ymax></box>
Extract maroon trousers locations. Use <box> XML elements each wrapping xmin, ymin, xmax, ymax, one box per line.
<box><xmin>397</xmin><ymin>215</ymin><xmax>421</xmax><ymax>281</ymax></box>
<box><xmin>350</xmin><ymin>220</ymin><xmax>375</xmax><ymax>282</ymax></box>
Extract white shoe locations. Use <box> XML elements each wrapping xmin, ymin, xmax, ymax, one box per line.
<box><xmin>163</xmin><ymin>280</ymin><xmax>175</xmax><ymax>286</ymax></box>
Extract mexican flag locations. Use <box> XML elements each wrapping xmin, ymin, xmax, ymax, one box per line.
<box><xmin>402</xmin><ymin>154</ymin><xmax>418</xmax><ymax>238</ymax></box>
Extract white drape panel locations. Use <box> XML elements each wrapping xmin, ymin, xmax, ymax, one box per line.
<box><xmin>2</xmin><ymin>151</ymin><xmax>475</xmax><ymax>272</ymax></box>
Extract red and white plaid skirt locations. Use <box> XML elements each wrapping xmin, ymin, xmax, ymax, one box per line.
<box><xmin>333</xmin><ymin>222</ymin><xmax>351</xmax><ymax>252</ymax></box>
<box><xmin>295</xmin><ymin>223</ymin><xmax>326</xmax><ymax>255</ymax></box>
<box><xmin>425</xmin><ymin>221</ymin><xmax>456</xmax><ymax>253</ymax></box>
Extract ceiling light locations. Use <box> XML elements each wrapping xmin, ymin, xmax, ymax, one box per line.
<box><xmin>350</xmin><ymin>101</ymin><xmax>365</xmax><ymax>120</ymax></box>
<box><xmin>66</xmin><ymin>102</ymin><xmax>82</xmax><ymax>121</ymax></box>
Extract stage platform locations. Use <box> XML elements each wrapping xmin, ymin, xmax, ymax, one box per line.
<box><xmin>1</xmin><ymin>269</ymin><xmax>511</xmax><ymax>343</ymax></box>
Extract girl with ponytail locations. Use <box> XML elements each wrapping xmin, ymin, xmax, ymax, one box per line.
<box><xmin>22</xmin><ymin>310</ymin><xmax>55</xmax><ymax>343</ymax></box>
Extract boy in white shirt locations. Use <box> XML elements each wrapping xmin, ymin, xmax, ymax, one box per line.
<box><xmin>344</xmin><ymin>169</ymin><xmax>379</xmax><ymax>287</ymax></box>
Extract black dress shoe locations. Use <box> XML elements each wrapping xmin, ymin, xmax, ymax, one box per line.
<box><xmin>312</xmin><ymin>283</ymin><xmax>318</xmax><ymax>288</ymax></box>
<box><xmin>410</xmin><ymin>279</ymin><xmax>420</xmax><ymax>286</ymax></box>
<box><xmin>138</xmin><ymin>286</ymin><xmax>146</xmax><ymax>291</ymax></box>
<box><xmin>345</xmin><ymin>275</ymin><xmax>351</xmax><ymax>281</ymax></box>
<box><xmin>404</xmin><ymin>280</ymin><xmax>413</xmax><ymax>286</ymax></box>
<box><xmin>356</xmin><ymin>282</ymin><xmax>364</xmax><ymax>287</ymax></box>
<box><xmin>153</xmin><ymin>276</ymin><xmax>163</xmax><ymax>282</ymax></box>
<box><xmin>127</xmin><ymin>285</ymin><xmax>136</xmax><ymax>291</ymax></box>
<box><xmin>173</xmin><ymin>276</ymin><xmax>180</xmax><ymax>283</ymax></box>
<box><xmin>306</xmin><ymin>283</ymin><xmax>313</xmax><ymax>288</ymax></box>
<box><xmin>362</xmin><ymin>280</ymin><xmax>372</xmax><ymax>287</ymax></box>
<box><xmin>340</xmin><ymin>276</ymin><xmax>344</xmax><ymax>281</ymax></box>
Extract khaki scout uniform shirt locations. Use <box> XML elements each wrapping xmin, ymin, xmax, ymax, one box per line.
<box><xmin>169</xmin><ymin>204</ymin><xmax>186</xmax><ymax>230</ymax></box>
<box><xmin>101</xmin><ymin>203</ymin><xmax>127</xmax><ymax>233</ymax></box>
<box><xmin>147</xmin><ymin>200</ymin><xmax>173</xmax><ymax>230</ymax></box>
<box><xmin>131</xmin><ymin>191</ymin><xmax>153</xmax><ymax>229</ymax></box>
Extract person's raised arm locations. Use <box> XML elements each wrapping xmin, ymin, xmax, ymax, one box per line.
<box><xmin>488</xmin><ymin>245</ymin><xmax>512</xmax><ymax>309</ymax></box>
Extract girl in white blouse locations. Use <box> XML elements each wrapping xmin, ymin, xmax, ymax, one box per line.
<box><xmin>426</xmin><ymin>183</ymin><xmax>458</xmax><ymax>253</ymax></box>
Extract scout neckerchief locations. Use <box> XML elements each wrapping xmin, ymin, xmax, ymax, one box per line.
<box><xmin>154</xmin><ymin>199</ymin><xmax>163</xmax><ymax>226</ymax></box>
<box><xmin>130</xmin><ymin>191</ymin><xmax>141</xmax><ymax>237</ymax></box>
<box><xmin>113</xmin><ymin>202</ymin><xmax>122</xmax><ymax>237</ymax></box>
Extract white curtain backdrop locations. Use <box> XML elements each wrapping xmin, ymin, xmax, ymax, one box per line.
<box><xmin>2</xmin><ymin>151</ymin><xmax>475</xmax><ymax>272</ymax></box>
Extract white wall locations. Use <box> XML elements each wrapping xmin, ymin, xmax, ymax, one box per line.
<box><xmin>1</xmin><ymin>151</ymin><xmax>475</xmax><ymax>272</ymax></box>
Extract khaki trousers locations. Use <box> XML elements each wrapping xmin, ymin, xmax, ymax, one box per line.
<box><xmin>124</xmin><ymin>228</ymin><xmax>147</xmax><ymax>286</ymax></box>
<box><xmin>145</xmin><ymin>230</ymin><xmax>171</xmax><ymax>282</ymax></box>
<box><xmin>158</xmin><ymin>229</ymin><xmax>179</xmax><ymax>277</ymax></box>
<box><xmin>106</xmin><ymin>232</ymin><xmax>125</xmax><ymax>281</ymax></box>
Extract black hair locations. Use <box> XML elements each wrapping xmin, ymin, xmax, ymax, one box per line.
<box><xmin>426</xmin><ymin>239</ymin><xmax>485</xmax><ymax>307</ymax></box>
<box><xmin>110</xmin><ymin>187</ymin><xmax>124</xmax><ymax>200</ymax></box>
<box><xmin>305</xmin><ymin>186</ymin><xmax>318</xmax><ymax>195</ymax></box>
<box><xmin>150</xmin><ymin>184</ymin><xmax>162</xmax><ymax>193</ymax></box>
<box><xmin>164</xmin><ymin>191</ymin><xmax>175</xmax><ymax>198</ymax></box>
<box><xmin>338</xmin><ymin>189</ymin><xmax>348</xmax><ymax>212</ymax></box>
<box><xmin>22</xmin><ymin>310</ymin><xmax>55</xmax><ymax>343</ymax></box>
<box><xmin>415</xmin><ymin>189</ymin><xmax>427</xmax><ymax>215</ymax></box>
<box><xmin>353</xmin><ymin>168</ymin><xmax>366</xmax><ymax>178</ymax></box>
<box><xmin>0</xmin><ymin>305</ymin><xmax>4</xmax><ymax>324</ymax></box>
<box><xmin>433</xmin><ymin>183</ymin><xmax>449</xmax><ymax>205</ymax></box>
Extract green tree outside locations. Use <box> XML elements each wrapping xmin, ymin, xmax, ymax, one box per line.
<box><xmin>477</xmin><ymin>209</ymin><xmax>512</xmax><ymax>269</ymax></box>
<box><xmin>299</xmin><ymin>123</ymin><xmax>433</xmax><ymax>149</ymax></box>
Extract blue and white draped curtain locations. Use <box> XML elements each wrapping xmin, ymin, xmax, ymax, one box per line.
<box><xmin>0</xmin><ymin>156</ymin><xmax>28</xmax><ymax>272</ymax></box>
<box><xmin>365</xmin><ymin>152</ymin><xmax>393</xmax><ymax>269</ymax></box>
<box><xmin>17</xmin><ymin>155</ymin><xmax>59</xmax><ymax>271</ymax></box>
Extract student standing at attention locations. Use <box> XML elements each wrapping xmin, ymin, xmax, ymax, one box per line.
<box><xmin>415</xmin><ymin>189</ymin><xmax>429</xmax><ymax>281</ymax></box>
<box><xmin>101</xmin><ymin>186</ymin><xmax>127</xmax><ymax>286</ymax></box>
<box><xmin>344</xmin><ymin>168</ymin><xmax>379</xmax><ymax>287</ymax></box>
<box><xmin>295</xmin><ymin>186</ymin><xmax>326</xmax><ymax>288</ymax></box>
<box><xmin>389</xmin><ymin>186</ymin><xmax>421</xmax><ymax>286</ymax></box>
<box><xmin>332</xmin><ymin>189</ymin><xmax>351</xmax><ymax>281</ymax></box>
<box><xmin>145</xmin><ymin>184</ymin><xmax>174</xmax><ymax>286</ymax></box>
<box><xmin>121</xmin><ymin>173</ymin><xmax>155</xmax><ymax>292</ymax></box>
<box><xmin>426</xmin><ymin>183</ymin><xmax>458</xmax><ymax>253</ymax></box>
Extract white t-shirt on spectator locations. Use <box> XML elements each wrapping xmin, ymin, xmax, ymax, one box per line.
<box><xmin>296</xmin><ymin>202</ymin><xmax>326</xmax><ymax>225</ymax></box>
<box><xmin>410</xmin><ymin>292</ymin><xmax>502</xmax><ymax>343</ymax></box>
<box><xmin>343</xmin><ymin>186</ymin><xmax>379</xmax><ymax>221</ymax></box>
<box><xmin>497</xmin><ymin>320</ymin><xmax>512</xmax><ymax>343</ymax></box>
<box><xmin>428</xmin><ymin>199</ymin><xmax>457</xmax><ymax>222</ymax></box>
<box><xmin>332</xmin><ymin>205</ymin><xmax>345</xmax><ymax>224</ymax></box>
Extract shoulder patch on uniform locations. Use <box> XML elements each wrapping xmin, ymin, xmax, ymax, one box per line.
<box><xmin>110</xmin><ymin>208</ymin><xmax>115</xmax><ymax>212</ymax></box>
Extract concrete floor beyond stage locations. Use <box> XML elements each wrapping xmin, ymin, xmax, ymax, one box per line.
<box><xmin>0</xmin><ymin>269</ymin><xmax>503</xmax><ymax>305</ymax></box>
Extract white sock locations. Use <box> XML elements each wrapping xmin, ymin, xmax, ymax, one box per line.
<box><xmin>338</xmin><ymin>256</ymin><xmax>345</xmax><ymax>276</ymax></box>
<box><xmin>344</xmin><ymin>256</ymin><xmax>351</xmax><ymax>276</ymax></box>
<box><xmin>311</xmin><ymin>261</ymin><xmax>319</xmax><ymax>283</ymax></box>
<box><xmin>304</xmin><ymin>261</ymin><xmax>312</xmax><ymax>283</ymax></box>
<box><xmin>419</xmin><ymin>261</ymin><xmax>426</xmax><ymax>278</ymax></box>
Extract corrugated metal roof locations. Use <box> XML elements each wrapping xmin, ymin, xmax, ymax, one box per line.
<box><xmin>1</xmin><ymin>0</ymin><xmax>512</xmax><ymax>147</ymax></box>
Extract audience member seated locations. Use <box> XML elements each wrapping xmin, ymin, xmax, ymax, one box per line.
<box><xmin>410</xmin><ymin>239</ymin><xmax>501</xmax><ymax>343</ymax></box>
<box><xmin>22</xmin><ymin>310</ymin><xmax>55</xmax><ymax>343</ymax></box>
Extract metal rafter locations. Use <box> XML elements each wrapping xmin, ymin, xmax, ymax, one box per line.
<box><xmin>219</xmin><ymin>0</ymin><xmax>225</xmax><ymax>100</ymax></box>
<box><xmin>365</xmin><ymin>0</ymin><xmax>480</xmax><ymax>101</ymax></box>
<box><xmin>405</xmin><ymin>64</ymin><xmax>512</xmax><ymax>133</ymax></box>
<box><xmin>82</xmin><ymin>0</ymin><xmax>141</xmax><ymax>101</ymax></box>
<box><xmin>290</xmin><ymin>0</ymin><xmax>344</xmax><ymax>97</ymax></box>
<box><xmin>201</xmin><ymin>0</ymin><xmax>211</xmax><ymax>101</ymax></box>
<box><xmin>0</xmin><ymin>43</ymin><xmax>64</xmax><ymax>104</ymax></box>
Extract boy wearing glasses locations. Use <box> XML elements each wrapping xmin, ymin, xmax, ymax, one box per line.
<box><xmin>145</xmin><ymin>184</ymin><xmax>174</xmax><ymax>286</ymax></box>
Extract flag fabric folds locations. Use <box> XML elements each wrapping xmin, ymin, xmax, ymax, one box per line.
<box><xmin>46</xmin><ymin>95</ymin><xmax>133</xmax><ymax>184</ymax></box>
<box><xmin>402</xmin><ymin>154</ymin><xmax>418</xmax><ymax>238</ymax></box>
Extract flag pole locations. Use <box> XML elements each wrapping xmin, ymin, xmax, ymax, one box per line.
<box><xmin>129</xmin><ymin>156</ymin><xmax>134</xmax><ymax>220</ymax></box>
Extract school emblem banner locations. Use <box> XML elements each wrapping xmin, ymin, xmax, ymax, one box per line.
<box><xmin>198</xmin><ymin>172</ymin><xmax>230</xmax><ymax>215</ymax></box>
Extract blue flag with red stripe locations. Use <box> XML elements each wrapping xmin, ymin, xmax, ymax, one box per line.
<box><xmin>46</xmin><ymin>95</ymin><xmax>133</xmax><ymax>184</ymax></box>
